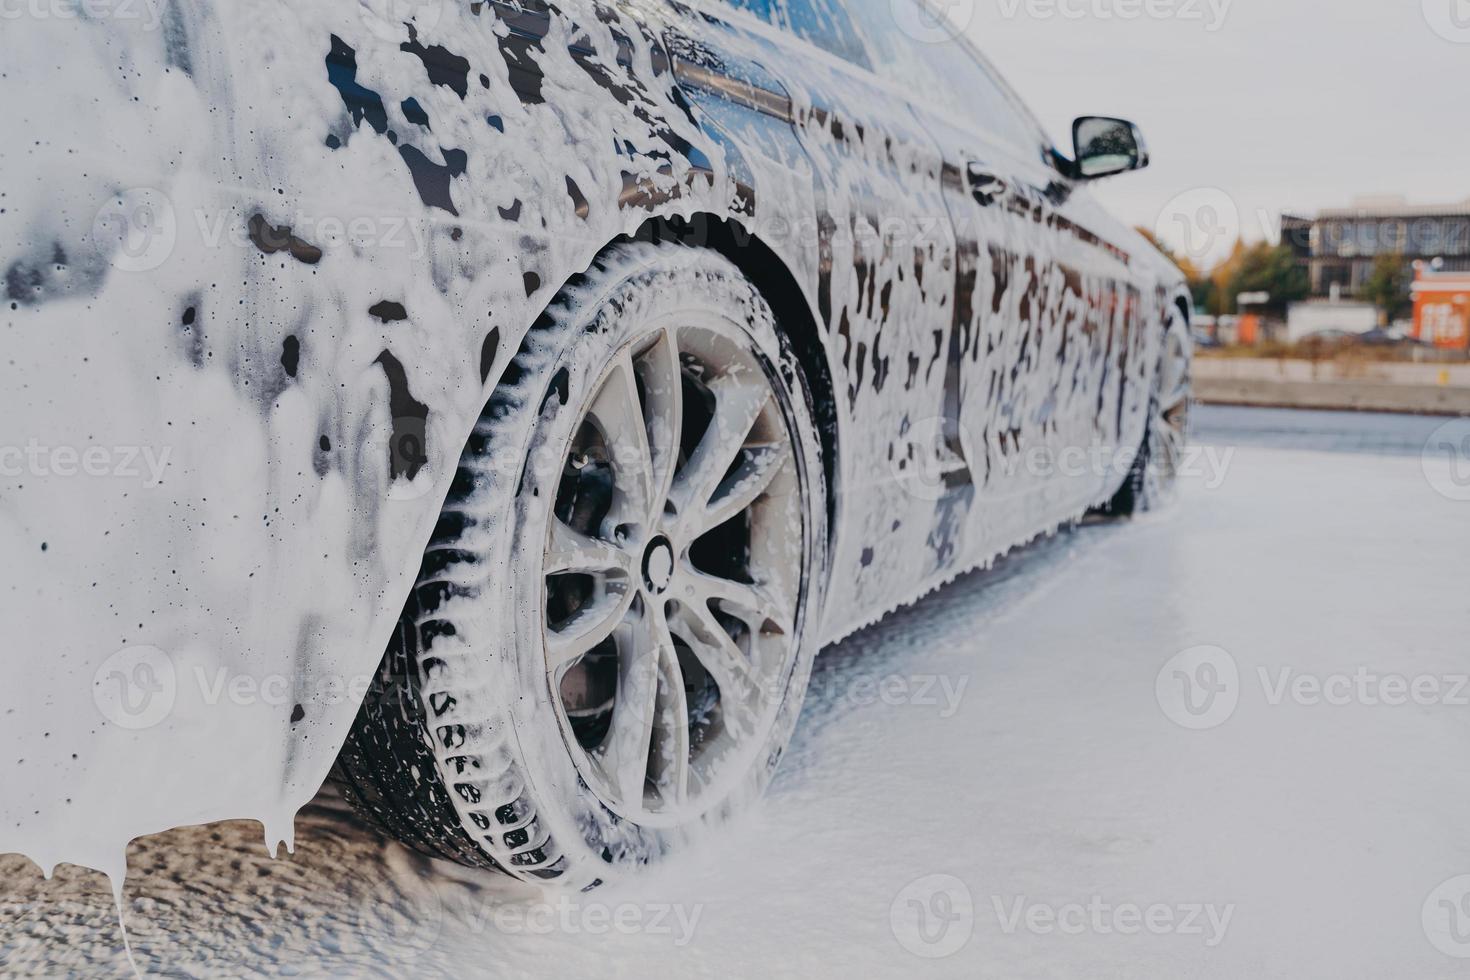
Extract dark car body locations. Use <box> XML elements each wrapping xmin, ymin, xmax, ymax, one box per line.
<box><xmin>0</xmin><ymin>0</ymin><xmax>1186</xmax><ymax>874</ymax></box>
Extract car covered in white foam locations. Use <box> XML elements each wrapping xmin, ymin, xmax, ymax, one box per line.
<box><xmin>0</xmin><ymin>0</ymin><xmax>1190</xmax><ymax>887</ymax></box>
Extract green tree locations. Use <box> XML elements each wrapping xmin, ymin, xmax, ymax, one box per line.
<box><xmin>1360</xmin><ymin>253</ymin><xmax>1412</xmax><ymax>323</ymax></box>
<box><xmin>1222</xmin><ymin>242</ymin><xmax>1309</xmax><ymax>315</ymax></box>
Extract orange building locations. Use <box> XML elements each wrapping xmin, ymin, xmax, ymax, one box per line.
<box><xmin>1413</xmin><ymin>269</ymin><xmax>1470</xmax><ymax>351</ymax></box>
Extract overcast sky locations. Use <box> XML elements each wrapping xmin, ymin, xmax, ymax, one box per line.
<box><xmin>951</xmin><ymin>0</ymin><xmax>1470</xmax><ymax>267</ymax></box>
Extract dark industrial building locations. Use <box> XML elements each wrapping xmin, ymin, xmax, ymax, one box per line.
<box><xmin>1281</xmin><ymin>197</ymin><xmax>1470</xmax><ymax>298</ymax></box>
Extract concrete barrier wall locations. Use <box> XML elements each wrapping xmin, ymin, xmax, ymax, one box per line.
<box><xmin>1194</xmin><ymin>377</ymin><xmax>1470</xmax><ymax>416</ymax></box>
<box><xmin>1195</xmin><ymin>358</ymin><xmax>1470</xmax><ymax>386</ymax></box>
<box><xmin>1194</xmin><ymin>359</ymin><xmax>1470</xmax><ymax>415</ymax></box>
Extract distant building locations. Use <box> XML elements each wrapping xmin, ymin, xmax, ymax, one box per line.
<box><xmin>1412</xmin><ymin>268</ymin><xmax>1470</xmax><ymax>352</ymax></box>
<box><xmin>1281</xmin><ymin>196</ymin><xmax>1470</xmax><ymax>298</ymax></box>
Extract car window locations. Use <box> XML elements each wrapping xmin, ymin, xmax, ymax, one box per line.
<box><xmin>780</xmin><ymin>0</ymin><xmax>871</xmax><ymax>67</ymax></box>
<box><xmin>711</xmin><ymin>0</ymin><xmax>871</xmax><ymax>68</ymax></box>
<box><xmin>715</xmin><ymin>0</ymin><xmax>780</xmax><ymax>25</ymax></box>
<box><xmin>843</xmin><ymin>0</ymin><xmax>1044</xmax><ymax>157</ymax></box>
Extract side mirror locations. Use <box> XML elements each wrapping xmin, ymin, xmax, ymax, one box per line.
<box><xmin>1071</xmin><ymin>116</ymin><xmax>1149</xmax><ymax>180</ymax></box>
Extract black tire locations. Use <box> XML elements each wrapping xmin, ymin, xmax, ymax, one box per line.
<box><xmin>335</xmin><ymin>241</ymin><xmax>827</xmax><ymax>887</ymax></box>
<box><xmin>1102</xmin><ymin>303</ymin><xmax>1192</xmax><ymax>517</ymax></box>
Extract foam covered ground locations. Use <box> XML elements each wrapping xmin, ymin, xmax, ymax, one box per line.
<box><xmin>4</xmin><ymin>407</ymin><xmax>1469</xmax><ymax>978</ymax></box>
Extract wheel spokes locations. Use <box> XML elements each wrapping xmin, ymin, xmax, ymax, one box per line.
<box><xmin>545</xmin><ymin>579</ymin><xmax>637</xmax><ymax>675</ymax></box>
<box><xmin>680</xmin><ymin>565</ymin><xmax>794</xmax><ymax>638</ymax></box>
<box><xmin>669</xmin><ymin>599</ymin><xmax>764</xmax><ymax>740</ymax></box>
<box><xmin>586</xmin><ymin>351</ymin><xmax>658</xmax><ymax>530</ymax></box>
<box><xmin>634</xmin><ymin>328</ymin><xmax>684</xmax><ymax>518</ymax></box>
<box><xmin>668</xmin><ymin>371</ymin><xmax>771</xmax><ymax>536</ymax></box>
<box><xmin>701</xmin><ymin>441</ymin><xmax>791</xmax><ymax>533</ymax></box>
<box><xmin>592</xmin><ymin>601</ymin><xmax>670</xmax><ymax>805</ymax></box>
<box><xmin>546</xmin><ymin>518</ymin><xmax>631</xmax><ymax>577</ymax></box>
<box><xmin>544</xmin><ymin>324</ymin><xmax>804</xmax><ymax>822</ymax></box>
<box><xmin>647</xmin><ymin>634</ymin><xmax>691</xmax><ymax>808</ymax></box>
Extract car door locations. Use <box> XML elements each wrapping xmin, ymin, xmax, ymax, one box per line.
<box><xmin>662</xmin><ymin>0</ymin><xmax>965</xmax><ymax>637</ymax></box>
<box><xmin>842</xmin><ymin>10</ymin><xmax>1149</xmax><ymax>564</ymax></box>
<box><xmin>841</xmin><ymin>2</ymin><xmax>1058</xmax><ymax>578</ymax></box>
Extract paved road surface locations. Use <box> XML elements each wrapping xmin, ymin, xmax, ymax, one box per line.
<box><xmin>4</xmin><ymin>407</ymin><xmax>1469</xmax><ymax>978</ymax></box>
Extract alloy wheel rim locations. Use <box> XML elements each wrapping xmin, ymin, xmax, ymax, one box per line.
<box><xmin>1151</xmin><ymin>308</ymin><xmax>1192</xmax><ymax>484</ymax></box>
<box><xmin>540</xmin><ymin>323</ymin><xmax>803</xmax><ymax>825</ymax></box>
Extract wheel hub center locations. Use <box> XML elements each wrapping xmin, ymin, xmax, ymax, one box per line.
<box><xmin>642</xmin><ymin>536</ymin><xmax>674</xmax><ymax>594</ymax></box>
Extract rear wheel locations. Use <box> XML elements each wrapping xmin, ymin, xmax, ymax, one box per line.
<box><xmin>335</xmin><ymin>242</ymin><xmax>827</xmax><ymax>887</ymax></box>
<box><xmin>1106</xmin><ymin>303</ymin><xmax>1192</xmax><ymax>516</ymax></box>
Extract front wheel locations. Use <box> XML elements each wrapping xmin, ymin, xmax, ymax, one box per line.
<box><xmin>336</xmin><ymin>242</ymin><xmax>827</xmax><ymax>888</ymax></box>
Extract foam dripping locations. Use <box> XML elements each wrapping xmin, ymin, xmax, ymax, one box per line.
<box><xmin>106</xmin><ymin>851</ymin><xmax>145</xmax><ymax>979</ymax></box>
